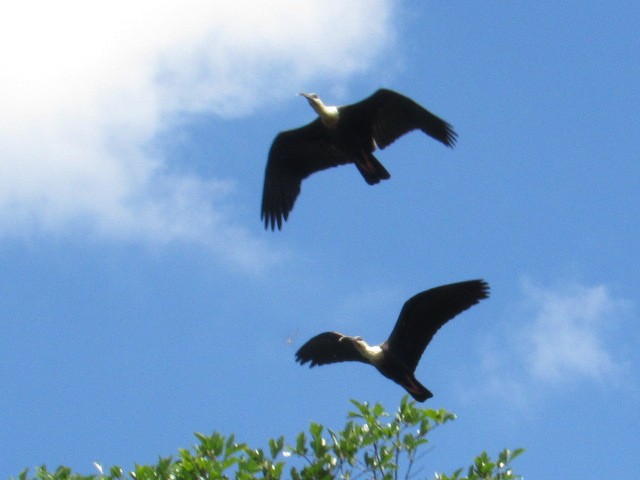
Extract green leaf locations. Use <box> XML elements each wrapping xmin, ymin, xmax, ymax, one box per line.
<box><xmin>109</xmin><ymin>466</ymin><xmax>123</xmax><ymax>478</ymax></box>
<box><xmin>310</xmin><ymin>422</ymin><xmax>323</xmax><ymax>439</ymax></box>
<box><xmin>269</xmin><ymin>436</ymin><xmax>284</xmax><ymax>458</ymax></box>
<box><xmin>295</xmin><ymin>431</ymin><xmax>307</xmax><ymax>454</ymax></box>
<box><xmin>510</xmin><ymin>448</ymin><xmax>525</xmax><ymax>461</ymax></box>
<box><xmin>373</xmin><ymin>402</ymin><xmax>385</xmax><ymax>417</ymax></box>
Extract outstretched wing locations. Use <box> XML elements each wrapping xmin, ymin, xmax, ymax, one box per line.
<box><xmin>261</xmin><ymin>120</ymin><xmax>352</xmax><ymax>230</ymax></box>
<box><xmin>295</xmin><ymin>332</ymin><xmax>368</xmax><ymax>367</ymax></box>
<box><xmin>386</xmin><ymin>280</ymin><xmax>489</xmax><ymax>372</ymax></box>
<box><xmin>340</xmin><ymin>88</ymin><xmax>457</xmax><ymax>149</ymax></box>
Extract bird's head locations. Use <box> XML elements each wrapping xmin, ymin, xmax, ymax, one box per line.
<box><xmin>300</xmin><ymin>92</ymin><xmax>322</xmax><ymax>110</ymax></box>
<box><xmin>338</xmin><ymin>334</ymin><xmax>362</xmax><ymax>343</ymax></box>
<box><xmin>339</xmin><ymin>334</ymin><xmax>367</xmax><ymax>351</ymax></box>
<box><xmin>299</xmin><ymin>92</ymin><xmax>326</xmax><ymax>114</ymax></box>
<box><xmin>299</xmin><ymin>92</ymin><xmax>339</xmax><ymax>126</ymax></box>
<box><xmin>299</xmin><ymin>92</ymin><xmax>320</xmax><ymax>103</ymax></box>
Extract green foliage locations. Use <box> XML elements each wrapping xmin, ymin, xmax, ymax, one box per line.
<box><xmin>435</xmin><ymin>448</ymin><xmax>525</xmax><ymax>480</ymax></box>
<box><xmin>13</xmin><ymin>397</ymin><xmax>523</xmax><ymax>480</ymax></box>
<box><xmin>288</xmin><ymin>397</ymin><xmax>457</xmax><ymax>480</ymax></box>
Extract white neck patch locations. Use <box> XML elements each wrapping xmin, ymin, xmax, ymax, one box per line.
<box><xmin>357</xmin><ymin>341</ymin><xmax>384</xmax><ymax>364</ymax></box>
<box><xmin>319</xmin><ymin>105</ymin><xmax>339</xmax><ymax>128</ymax></box>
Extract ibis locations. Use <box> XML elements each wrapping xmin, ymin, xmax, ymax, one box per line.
<box><xmin>261</xmin><ymin>89</ymin><xmax>457</xmax><ymax>230</ymax></box>
<box><xmin>295</xmin><ymin>280</ymin><xmax>488</xmax><ymax>401</ymax></box>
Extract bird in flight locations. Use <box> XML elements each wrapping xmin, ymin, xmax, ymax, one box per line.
<box><xmin>261</xmin><ymin>89</ymin><xmax>457</xmax><ymax>230</ymax></box>
<box><xmin>295</xmin><ymin>280</ymin><xmax>488</xmax><ymax>401</ymax></box>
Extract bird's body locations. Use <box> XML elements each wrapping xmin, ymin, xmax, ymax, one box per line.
<box><xmin>261</xmin><ymin>89</ymin><xmax>457</xmax><ymax>230</ymax></box>
<box><xmin>295</xmin><ymin>280</ymin><xmax>489</xmax><ymax>402</ymax></box>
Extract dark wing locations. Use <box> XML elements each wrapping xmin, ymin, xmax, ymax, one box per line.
<box><xmin>386</xmin><ymin>280</ymin><xmax>489</xmax><ymax>372</ymax></box>
<box><xmin>296</xmin><ymin>332</ymin><xmax>369</xmax><ymax>367</ymax></box>
<box><xmin>340</xmin><ymin>88</ymin><xmax>457</xmax><ymax>149</ymax></box>
<box><xmin>261</xmin><ymin>119</ymin><xmax>352</xmax><ymax>230</ymax></box>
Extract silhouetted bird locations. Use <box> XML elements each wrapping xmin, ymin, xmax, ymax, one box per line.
<box><xmin>261</xmin><ymin>89</ymin><xmax>457</xmax><ymax>230</ymax></box>
<box><xmin>296</xmin><ymin>280</ymin><xmax>488</xmax><ymax>401</ymax></box>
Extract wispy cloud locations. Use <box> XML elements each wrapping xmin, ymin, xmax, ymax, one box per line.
<box><xmin>477</xmin><ymin>279</ymin><xmax>631</xmax><ymax>405</ymax></box>
<box><xmin>521</xmin><ymin>281</ymin><xmax>625</xmax><ymax>384</ymax></box>
<box><xmin>0</xmin><ymin>1</ymin><xmax>394</xmax><ymax>271</ymax></box>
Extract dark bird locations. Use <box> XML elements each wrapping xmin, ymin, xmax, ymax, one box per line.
<box><xmin>261</xmin><ymin>89</ymin><xmax>457</xmax><ymax>230</ymax></box>
<box><xmin>295</xmin><ymin>280</ymin><xmax>489</xmax><ymax>402</ymax></box>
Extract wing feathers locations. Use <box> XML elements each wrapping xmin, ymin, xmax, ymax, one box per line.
<box><xmin>346</xmin><ymin>89</ymin><xmax>457</xmax><ymax>149</ymax></box>
<box><xmin>386</xmin><ymin>280</ymin><xmax>489</xmax><ymax>372</ymax></box>
<box><xmin>261</xmin><ymin>122</ymin><xmax>352</xmax><ymax>230</ymax></box>
<box><xmin>295</xmin><ymin>332</ymin><xmax>369</xmax><ymax>367</ymax></box>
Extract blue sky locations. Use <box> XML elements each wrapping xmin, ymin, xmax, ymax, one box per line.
<box><xmin>1</xmin><ymin>1</ymin><xmax>638</xmax><ymax>478</ymax></box>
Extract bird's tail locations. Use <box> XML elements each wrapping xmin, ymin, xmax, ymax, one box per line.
<box><xmin>402</xmin><ymin>373</ymin><xmax>433</xmax><ymax>403</ymax></box>
<box><xmin>354</xmin><ymin>151</ymin><xmax>390</xmax><ymax>185</ymax></box>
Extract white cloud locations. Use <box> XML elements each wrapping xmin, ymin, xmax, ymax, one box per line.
<box><xmin>0</xmin><ymin>1</ymin><xmax>394</xmax><ymax>271</ymax></box>
<box><xmin>521</xmin><ymin>281</ymin><xmax>624</xmax><ymax>384</ymax></box>
<box><xmin>476</xmin><ymin>280</ymin><xmax>630</xmax><ymax>405</ymax></box>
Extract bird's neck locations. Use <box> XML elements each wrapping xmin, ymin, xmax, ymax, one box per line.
<box><xmin>312</xmin><ymin>101</ymin><xmax>340</xmax><ymax>128</ymax></box>
<box><xmin>356</xmin><ymin>341</ymin><xmax>384</xmax><ymax>365</ymax></box>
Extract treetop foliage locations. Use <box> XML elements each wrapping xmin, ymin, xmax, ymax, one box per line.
<box><xmin>15</xmin><ymin>396</ymin><xmax>523</xmax><ymax>480</ymax></box>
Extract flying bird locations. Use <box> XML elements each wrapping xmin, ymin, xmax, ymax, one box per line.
<box><xmin>295</xmin><ymin>280</ymin><xmax>489</xmax><ymax>402</ymax></box>
<box><xmin>261</xmin><ymin>89</ymin><xmax>457</xmax><ymax>230</ymax></box>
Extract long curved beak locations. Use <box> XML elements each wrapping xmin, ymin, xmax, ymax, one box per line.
<box><xmin>299</xmin><ymin>92</ymin><xmax>313</xmax><ymax>100</ymax></box>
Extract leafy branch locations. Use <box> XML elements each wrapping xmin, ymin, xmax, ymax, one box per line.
<box><xmin>14</xmin><ymin>397</ymin><xmax>523</xmax><ymax>480</ymax></box>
